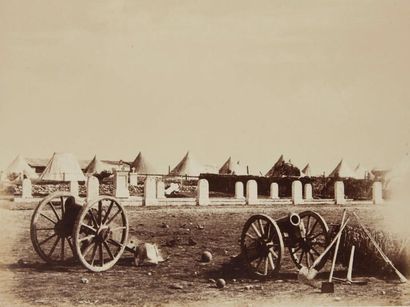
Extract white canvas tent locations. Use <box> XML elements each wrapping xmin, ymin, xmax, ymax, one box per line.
<box><xmin>219</xmin><ymin>157</ymin><xmax>247</xmax><ymax>175</ymax></box>
<box><xmin>302</xmin><ymin>163</ymin><xmax>312</xmax><ymax>177</ymax></box>
<box><xmin>40</xmin><ymin>152</ymin><xmax>86</xmax><ymax>181</ymax></box>
<box><xmin>130</xmin><ymin>152</ymin><xmax>158</xmax><ymax>174</ymax></box>
<box><xmin>354</xmin><ymin>164</ymin><xmax>368</xmax><ymax>179</ymax></box>
<box><xmin>1</xmin><ymin>154</ymin><xmax>37</xmax><ymax>181</ymax></box>
<box><xmin>85</xmin><ymin>155</ymin><xmax>112</xmax><ymax>175</ymax></box>
<box><xmin>169</xmin><ymin>151</ymin><xmax>204</xmax><ymax>177</ymax></box>
<box><xmin>328</xmin><ymin>159</ymin><xmax>356</xmax><ymax>178</ymax></box>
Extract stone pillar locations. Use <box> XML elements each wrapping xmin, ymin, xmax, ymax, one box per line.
<box><xmin>292</xmin><ymin>180</ymin><xmax>303</xmax><ymax>204</ymax></box>
<box><xmin>197</xmin><ymin>179</ymin><xmax>210</xmax><ymax>206</ymax></box>
<box><xmin>372</xmin><ymin>181</ymin><xmax>383</xmax><ymax>204</ymax></box>
<box><xmin>69</xmin><ymin>181</ymin><xmax>79</xmax><ymax>197</ymax></box>
<box><xmin>21</xmin><ymin>178</ymin><xmax>32</xmax><ymax>198</ymax></box>
<box><xmin>246</xmin><ymin>180</ymin><xmax>258</xmax><ymax>205</ymax></box>
<box><xmin>304</xmin><ymin>183</ymin><xmax>313</xmax><ymax>200</ymax></box>
<box><xmin>86</xmin><ymin>175</ymin><xmax>99</xmax><ymax>202</ymax></box>
<box><xmin>270</xmin><ymin>182</ymin><xmax>279</xmax><ymax>199</ymax></box>
<box><xmin>334</xmin><ymin>181</ymin><xmax>345</xmax><ymax>205</ymax></box>
<box><xmin>114</xmin><ymin>171</ymin><xmax>130</xmax><ymax>198</ymax></box>
<box><xmin>144</xmin><ymin>176</ymin><xmax>157</xmax><ymax>206</ymax></box>
<box><xmin>129</xmin><ymin>173</ymin><xmax>138</xmax><ymax>186</ymax></box>
<box><xmin>156</xmin><ymin>181</ymin><xmax>165</xmax><ymax>199</ymax></box>
<box><xmin>235</xmin><ymin>181</ymin><xmax>245</xmax><ymax>199</ymax></box>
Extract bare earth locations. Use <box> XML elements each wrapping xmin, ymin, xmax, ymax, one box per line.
<box><xmin>0</xmin><ymin>200</ymin><xmax>409</xmax><ymax>306</ymax></box>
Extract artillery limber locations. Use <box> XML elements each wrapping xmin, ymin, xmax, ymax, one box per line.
<box><xmin>30</xmin><ymin>192</ymin><xmax>130</xmax><ymax>272</ymax></box>
<box><xmin>240</xmin><ymin>211</ymin><xmax>331</xmax><ymax>276</ymax></box>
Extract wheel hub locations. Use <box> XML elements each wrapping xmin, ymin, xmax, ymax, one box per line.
<box><xmin>95</xmin><ymin>226</ymin><xmax>110</xmax><ymax>243</ymax></box>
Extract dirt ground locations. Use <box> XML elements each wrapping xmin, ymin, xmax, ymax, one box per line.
<box><xmin>0</xmin><ymin>200</ymin><xmax>409</xmax><ymax>306</ymax></box>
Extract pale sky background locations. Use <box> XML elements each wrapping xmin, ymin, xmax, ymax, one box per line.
<box><xmin>0</xmin><ymin>0</ymin><xmax>409</xmax><ymax>175</ymax></box>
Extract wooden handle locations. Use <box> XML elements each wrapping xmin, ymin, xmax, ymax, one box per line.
<box><xmin>311</xmin><ymin>217</ymin><xmax>350</xmax><ymax>269</ymax></box>
<box><xmin>329</xmin><ymin>210</ymin><xmax>347</xmax><ymax>282</ymax></box>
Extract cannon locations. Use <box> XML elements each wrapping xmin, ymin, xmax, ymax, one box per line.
<box><xmin>30</xmin><ymin>192</ymin><xmax>129</xmax><ymax>272</ymax></box>
<box><xmin>240</xmin><ymin>211</ymin><xmax>330</xmax><ymax>276</ymax></box>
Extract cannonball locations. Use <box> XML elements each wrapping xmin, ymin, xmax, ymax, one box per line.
<box><xmin>216</xmin><ymin>278</ymin><xmax>226</xmax><ymax>288</ymax></box>
<box><xmin>201</xmin><ymin>251</ymin><xmax>213</xmax><ymax>262</ymax></box>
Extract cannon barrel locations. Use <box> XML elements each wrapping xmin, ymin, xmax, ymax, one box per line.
<box><xmin>275</xmin><ymin>212</ymin><xmax>301</xmax><ymax>231</ymax></box>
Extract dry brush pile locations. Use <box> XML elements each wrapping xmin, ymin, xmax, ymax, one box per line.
<box><xmin>330</xmin><ymin>224</ymin><xmax>409</xmax><ymax>277</ymax></box>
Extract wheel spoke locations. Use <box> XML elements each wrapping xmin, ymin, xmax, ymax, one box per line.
<box><xmin>251</xmin><ymin>223</ymin><xmax>262</xmax><ymax>238</ymax></box>
<box><xmin>36</xmin><ymin>227</ymin><xmax>55</xmax><ymax>231</ymax></box>
<box><xmin>103</xmin><ymin>241</ymin><xmax>114</xmax><ymax>260</ymax></box>
<box><xmin>61</xmin><ymin>238</ymin><xmax>65</xmax><ymax>261</ymax></box>
<box><xmin>311</xmin><ymin>246</ymin><xmax>321</xmax><ymax>256</ymax></box>
<box><xmin>263</xmin><ymin>257</ymin><xmax>269</xmax><ymax>275</ymax></box>
<box><xmin>79</xmin><ymin>234</ymin><xmax>95</xmax><ymax>242</ymax></box>
<box><xmin>48</xmin><ymin>202</ymin><xmax>60</xmax><ymax>221</ymax></box>
<box><xmin>245</xmin><ymin>232</ymin><xmax>257</xmax><ymax>240</ymax></box>
<box><xmin>102</xmin><ymin>200</ymin><xmax>114</xmax><ymax>225</ymax></box>
<box><xmin>90</xmin><ymin>243</ymin><xmax>98</xmax><ymax>265</ymax></box>
<box><xmin>306</xmin><ymin>216</ymin><xmax>311</xmax><ymax>234</ymax></box>
<box><xmin>66</xmin><ymin>237</ymin><xmax>75</xmax><ymax>255</ymax></box>
<box><xmin>88</xmin><ymin>210</ymin><xmax>99</xmax><ymax>228</ymax></box>
<box><xmin>99</xmin><ymin>243</ymin><xmax>104</xmax><ymax>266</ymax></box>
<box><xmin>292</xmin><ymin>244</ymin><xmax>302</xmax><ymax>254</ymax></box>
<box><xmin>269</xmin><ymin>247</ymin><xmax>278</xmax><ymax>259</ymax></box>
<box><xmin>82</xmin><ymin>241</ymin><xmax>95</xmax><ymax>257</ymax></box>
<box><xmin>40</xmin><ymin>213</ymin><xmax>57</xmax><ymax>225</ymax></box>
<box><xmin>255</xmin><ymin>256</ymin><xmax>263</xmax><ymax>271</ymax></box>
<box><xmin>266</xmin><ymin>222</ymin><xmax>271</xmax><ymax>239</ymax></box>
<box><xmin>257</xmin><ymin>219</ymin><xmax>265</xmax><ymax>236</ymax></box>
<box><xmin>268</xmin><ymin>253</ymin><xmax>275</xmax><ymax>271</ymax></box>
<box><xmin>39</xmin><ymin>233</ymin><xmax>57</xmax><ymax>246</ymax></box>
<box><xmin>107</xmin><ymin>239</ymin><xmax>123</xmax><ymax>248</ymax></box>
<box><xmin>306</xmin><ymin>251</ymin><xmax>311</xmax><ymax>267</ymax></box>
<box><xmin>308</xmin><ymin>220</ymin><xmax>318</xmax><ymax>237</ymax></box>
<box><xmin>48</xmin><ymin>237</ymin><xmax>60</xmax><ymax>257</ymax></box>
<box><xmin>309</xmin><ymin>232</ymin><xmax>325</xmax><ymax>240</ymax></box>
<box><xmin>298</xmin><ymin>251</ymin><xmax>305</xmax><ymax>264</ymax></box>
<box><xmin>105</xmin><ymin>208</ymin><xmax>121</xmax><ymax>226</ymax></box>
<box><xmin>60</xmin><ymin>197</ymin><xmax>65</xmax><ymax>215</ymax></box>
<box><xmin>98</xmin><ymin>201</ymin><xmax>103</xmax><ymax>225</ymax></box>
<box><xmin>81</xmin><ymin>223</ymin><xmax>97</xmax><ymax>234</ymax></box>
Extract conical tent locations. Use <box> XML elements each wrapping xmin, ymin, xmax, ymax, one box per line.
<box><xmin>265</xmin><ymin>155</ymin><xmax>284</xmax><ymax>177</ymax></box>
<box><xmin>328</xmin><ymin>159</ymin><xmax>356</xmax><ymax>178</ymax></box>
<box><xmin>85</xmin><ymin>155</ymin><xmax>112</xmax><ymax>175</ymax></box>
<box><xmin>354</xmin><ymin>164</ymin><xmax>367</xmax><ymax>179</ymax></box>
<box><xmin>130</xmin><ymin>152</ymin><xmax>158</xmax><ymax>174</ymax></box>
<box><xmin>1</xmin><ymin>154</ymin><xmax>37</xmax><ymax>181</ymax></box>
<box><xmin>302</xmin><ymin>163</ymin><xmax>312</xmax><ymax>177</ymax></box>
<box><xmin>219</xmin><ymin>157</ymin><xmax>247</xmax><ymax>175</ymax></box>
<box><xmin>170</xmin><ymin>151</ymin><xmax>204</xmax><ymax>176</ymax></box>
<box><xmin>265</xmin><ymin>155</ymin><xmax>302</xmax><ymax>177</ymax></box>
<box><xmin>40</xmin><ymin>152</ymin><xmax>86</xmax><ymax>181</ymax></box>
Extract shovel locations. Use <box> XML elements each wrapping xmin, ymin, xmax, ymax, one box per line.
<box><xmin>322</xmin><ymin>210</ymin><xmax>347</xmax><ymax>293</ymax></box>
<box><xmin>298</xmin><ymin>217</ymin><xmax>350</xmax><ymax>285</ymax></box>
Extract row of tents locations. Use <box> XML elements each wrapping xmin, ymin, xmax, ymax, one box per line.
<box><xmin>1</xmin><ymin>151</ymin><xmax>378</xmax><ymax>182</ymax></box>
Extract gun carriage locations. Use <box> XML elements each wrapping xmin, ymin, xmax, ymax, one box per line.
<box><xmin>30</xmin><ymin>192</ymin><xmax>129</xmax><ymax>272</ymax></box>
<box><xmin>240</xmin><ymin>211</ymin><xmax>330</xmax><ymax>276</ymax></box>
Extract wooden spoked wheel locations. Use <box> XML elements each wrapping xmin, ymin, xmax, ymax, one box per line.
<box><xmin>289</xmin><ymin>210</ymin><xmax>330</xmax><ymax>270</ymax></box>
<box><xmin>240</xmin><ymin>214</ymin><xmax>284</xmax><ymax>277</ymax></box>
<box><xmin>73</xmin><ymin>196</ymin><xmax>129</xmax><ymax>272</ymax></box>
<box><xmin>30</xmin><ymin>192</ymin><xmax>78</xmax><ymax>264</ymax></box>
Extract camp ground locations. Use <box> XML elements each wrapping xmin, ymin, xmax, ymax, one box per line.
<box><xmin>0</xmin><ymin>152</ymin><xmax>409</xmax><ymax>306</ymax></box>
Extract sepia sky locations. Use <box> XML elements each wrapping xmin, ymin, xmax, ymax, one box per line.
<box><xmin>0</xmin><ymin>0</ymin><xmax>409</xmax><ymax>175</ymax></box>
